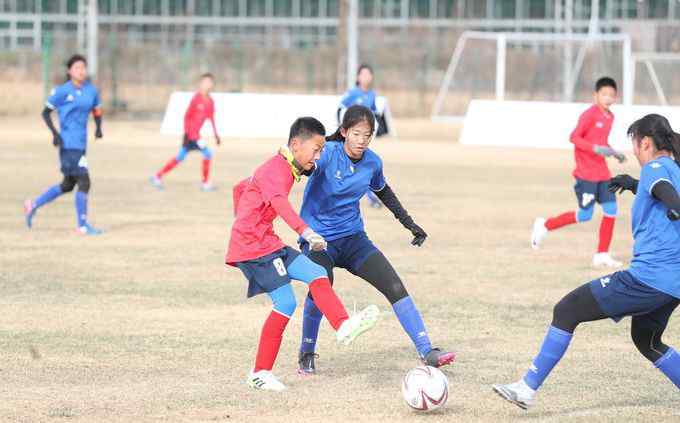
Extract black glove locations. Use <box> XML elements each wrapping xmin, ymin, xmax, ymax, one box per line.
<box><xmin>52</xmin><ymin>132</ymin><xmax>63</xmax><ymax>147</ymax></box>
<box><xmin>407</xmin><ymin>222</ymin><xmax>427</xmax><ymax>247</ymax></box>
<box><xmin>609</xmin><ymin>174</ymin><xmax>639</xmax><ymax>195</ymax></box>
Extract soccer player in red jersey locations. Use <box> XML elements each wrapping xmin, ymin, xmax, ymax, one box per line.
<box><xmin>531</xmin><ymin>77</ymin><xmax>626</xmax><ymax>267</ymax></box>
<box><xmin>151</xmin><ymin>73</ymin><xmax>221</xmax><ymax>191</ymax></box>
<box><xmin>225</xmin><ymin>117</ymin><xmax>379</xmax><ymax>391</ymax></box>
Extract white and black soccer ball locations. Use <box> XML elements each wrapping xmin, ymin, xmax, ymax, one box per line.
<box><xmin>401</xmin><ymin>365</ymin><xmax>449</xmax><ymax>412</ymax></box>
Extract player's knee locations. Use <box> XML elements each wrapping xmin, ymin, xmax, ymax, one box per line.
<box><xmin>60</xmin><ymin>176</ymin><xmax>76</xmax><ymax>193</ymax></box>
<box><xmin>76</xmin><ymin>174</ymin><xmax>90</xmax><ymax>193</ymax></box>
<box><xmin>273</xmin><ymin>293</ymin><xmax>297</xmax><ymax>317</ymax></box>
<box><xmin>601</xmin><ymin>201</ymin><xmax>618</xmax><ymax>217</ymax></box>
<box><xmin>576</xmin><ymin>206</ymin><xmax>594</xmax><ymax>222</ymax></box>
<box><xmin>306</xmin><ymin>261</ymin><xmax>328</xmax><ymax>283</ymax></box>
<box><xmin>175</xmin><ymin>148</ymin><xmax>188</xmax><ymax>162</ymax></box>
<box><xmin>631</xmin><ymin>321</ymin><xmax>667</xmax><ymax>362</ymax></box>
<box><xmin>551</xmin><ymin>297</ymin><xmax>578</xmax><ymax>332</ymax></box>
<box><xmin>202</xmin><ymin>148</ymin><xmax>213</xmax><ymax>160</ymax></box>
<box><xmin>386</xmin><ymin>278</ymin><xmax>409</xmax><ymax>304</ymax></box>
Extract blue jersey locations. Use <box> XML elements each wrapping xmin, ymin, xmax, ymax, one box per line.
<box><xmin>300</xmin><ymin>141</ymin><xmax>386</xmax><ymax>241</ymax></box>
<box><xmin>46</xmin><ymin>80</ymin><xmax>101</xmax><ymax>151</ymax></box>
<box><xmin>340</xmin><ymin>86</ymin><xmax>377</xmax><ymax>112</ymax></box>
<box><xmin>629</xmin><ymin>156</ymin><xmax>680</xmax><ymax>299</ymax></box>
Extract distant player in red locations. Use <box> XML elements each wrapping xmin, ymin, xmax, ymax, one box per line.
<box><xmin>151</xmin><ymin>73</ymin><xmax>221</xmax><ymax>191</ymax></box>
<box><xmin>226</xmin><ymin>117</ymin><xmax>379</xmax><ymax>391</ymax></box>
<box><xmin>531</xmin><ymin>77</ymin><xmax>626</xmax><ymax>267</ymax></box>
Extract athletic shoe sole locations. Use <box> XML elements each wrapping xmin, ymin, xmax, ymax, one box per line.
<box><xmin>341</xmin><ymin>304</ymin><xmax>380</xmax><ymax>346</ymax></box>
<box><xmin>492</xmin><ymin>384</ymin><xmax>530</xmax><ymax>410</ymax></box>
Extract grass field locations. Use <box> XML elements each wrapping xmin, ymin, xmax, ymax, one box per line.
<box><xmin>1</xmin><ymin>117</ymin><xmax>679</xmax><ymax>422</ymax></box>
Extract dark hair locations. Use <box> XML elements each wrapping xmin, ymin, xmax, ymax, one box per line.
<box><xmin>355</xmin><ymin>64</ymin><xmax>373</xmax><ymax>86</ymax></box>
<box><xmin>595</xmin><ymin>76</ymin><xmax>617</xmax><ymax>92</ymax></box>
<box><xmin>628</xmin><ymin>114</ymin><xmax>680</xmax><ymax>166</ymax></box>
<box><xmin>327</xmin><ymin>105</ymin><xmax>376</xmax><ymax>142</ymax></box>
<box><xmin>288</xmin><ymin>117</ymin><xmax>326</xmax><ymax>144</ymax></box>
<box><xmin>200</xmin><ymin>72</ymin><xmax>214</xmax><ymax>80</ymax></box>
<box><xmin>65</xmin><ymin>54</ymin><xmax>87</xmax><ymax>82</ymax></box>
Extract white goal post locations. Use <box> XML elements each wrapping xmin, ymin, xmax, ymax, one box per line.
<box><xmin>431</xmin><ymin>31</ymin><xmax>633</xmax><ymax>122</ymax></box>
<box><xmin>631</xmin><ymin>52</ymin><xmax>680</xmax><ymax>107</ymax></box>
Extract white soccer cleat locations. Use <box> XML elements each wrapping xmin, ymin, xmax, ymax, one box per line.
<box><xmin>201</xmin><ymin>182</ymin><xmax>216</xmax><ymax>192</ymax></box>
<box><xmin>531</xmin><ymin>217</ymin><xmax>548</xmax><ymax>250</ymax></box>
<box><xmin>492</xmin><ymin>379</ymin><xmax>536</xmax><ymax>410</ymax></box>
<box><xmin>592</xmin><ymin>252</ymin><xmax>622</xmax><ymax>268</ymax></box>
<box><xmin>149</xmin><ymin>175</ymin><xmax>164</xmax><ymax>190</ymax></box>
<box><xmin>246</xmin><ymin>369</ymin><xmax>286</xmax><ymax>391</ymax></box>
<box><xmin>336</xmin><ymin>304</ymin><xmax>380</xmax><ymax>346</ymax></box>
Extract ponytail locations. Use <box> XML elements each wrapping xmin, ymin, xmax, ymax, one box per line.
<box><xmin>627</xmin><ymin>114</ymin><xmax>680</xmax><ymax>167</ymax></box>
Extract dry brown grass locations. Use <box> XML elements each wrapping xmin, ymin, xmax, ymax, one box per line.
<box><xmin>1</xmin><ymin>117</ymin><xmax>678</xmax><ymax>422</ymax></box>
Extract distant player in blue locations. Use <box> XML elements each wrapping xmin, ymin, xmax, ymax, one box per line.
<box><xmin>493</xmin><ymin>114</ymin><xmax>680</xmax><ymax>410</ymax></box>
<box><xmin>24</xmin><ymin>54</ymin><xmax>103</xmax><ymax>235</ymax></box>
<box><xmin>296</xmin><ymin>105</ymin><xmax>455</xmax><ymax>375</ymax></box>
<box><xmin>339</xmin><ymin>64</ymin><xmax>384</xmax><ymax>209</ymax></box>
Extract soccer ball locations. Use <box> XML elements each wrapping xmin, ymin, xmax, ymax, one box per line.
<box><xmin>401</xmin><ymin>365</ymin><xmax>449</xmax><ymax>412</ymax></box>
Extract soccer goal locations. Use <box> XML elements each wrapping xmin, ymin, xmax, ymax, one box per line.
<box><xmin>431</xmin><ymin>31</ymin><xmax>633</xmax><ymax>122</ymax></box>
<box><xmin>631</xmin><ymin>52</ymin><xmax>680</xmax><ymax>107</ymax></box>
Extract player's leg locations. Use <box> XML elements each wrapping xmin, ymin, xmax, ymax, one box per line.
<box><xmin>630</xmin><ymin>300</ymin><xmax>680</xmax><ymax>388</ymax></box>
<box><xmin>593</xmin><ymin>182</ymin><xmax>621</xmax><ymax>268</ymax></box>
<box><xmin>24</xmin><ymin>175</ymin><xmax>75</xmax><ymax>228</ymax></box>
<box><xmin>286</xmin><ymin>249</ymin><xmax>378</xmax><ymax>346</ymax></box>
<box><xmin>199</xmin><ymin>144</ymin><xmax>215</xmax><ymax>191</ymax></box>
<box><xmin>352</xmin><ymin>249</ymin><xmax>455</xmax><ymax>367</ymax></box>
<box><xmin>532</xmin><ymin>179</ymin><xmax>595</xmax><ymax>249</ymax></box>
<box><xmin>298</xmin><ymin>249</ymin><xmax>335</xmax><ymax>374</ymax></box>
<box><xmin>493</xmin><ymin>279</ymin><xmax>608</xmax><ymax>409</ymax></box>
<box><xmin>74</xmin><ymin>173</ymin><xmax>101</xmax><ymax>235</ymax></box>
<box><xmin>152</xmin><ymin>144</ymin><xmax>189</xmax><ymax>188</ymax></box>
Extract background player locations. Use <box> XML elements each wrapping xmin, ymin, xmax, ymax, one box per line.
<box><xmin>531</xmin><ymin>77</ymin><xmax>626</xmax><ymax>268</ymax></box>
<box><xmin>296</xmin><ymin>105</ymin><xmax>454</xmax><ymax>375</ymax></box>
<box><xmin>493</xmin><ymin>114</ymin><xmax>680</xmax><ymax>410</ymax></box>
<box><xmin>24</xmin><ymin>54</ymin><xmax>103</xmax><ymax>235</ymax></box>
<box><xmin>225</xmin><ymin>116</ymin><xmax>379</xmax><ymax>392</ymax></box>
<box><xmin>339</xmin><ymin>64</ymin><xmax>384</xmax><ymax>208</ymax></box>
<box><xmin>151</xmin><ymin>73</ymin><xmax>221</xmax><ymax>191</ymax></box>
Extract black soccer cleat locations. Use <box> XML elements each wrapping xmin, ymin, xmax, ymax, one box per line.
<box><xmin>297</xmin><ymin>351</ymin><xmax>318</xmax><ymax>376</ymax></box>
<box><xmin>423</xmin><ymin>348</ymin><xmax>456</xmax><ymax>368</ymax></box>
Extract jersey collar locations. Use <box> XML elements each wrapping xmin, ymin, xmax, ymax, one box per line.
<box><xmin>279</xmin><ymin>145</ymin><xmax>303</xmax><ymax>182</ymax></box>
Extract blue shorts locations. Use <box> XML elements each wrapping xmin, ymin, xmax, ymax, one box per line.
<box><xmin>589</xmin><ymin>270</ymin><xmax>679</xmax><ymax>329</ymax></box>
<box><xmin>300</xmin><ymin>231</ymin><xmax>379</xmax><ymax>274</ymax></box>
<box><xmin>60</xmin><ymin>149</ymin><xmax>88</xmax><ymax>176</ymax></box>
<box><xmin>574</xmin><ymin>178</ymin><xmax>615</xmax><ymax>209</ymax></box>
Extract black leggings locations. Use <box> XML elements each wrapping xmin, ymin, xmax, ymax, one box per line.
<box><xmin>552</xmin><ymin>283</ymin><xmax>672</xmax><ymax>362</ymax></box>
<box><xmin>60</xmin><ymin>174</ymin><xmax>90</xmax><ymax>194</ymax></box>
<box><xmin>307</xmin><ymin>250</ymin><xmax>409</xmax><ymax>305</ymax></box>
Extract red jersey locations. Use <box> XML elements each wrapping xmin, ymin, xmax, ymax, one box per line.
<box><xmin>570</xmin><ymin>104</ymin><xmax>614</xmax><ymax>182</ymax></box>
<box><xmin>225</xmin><ymin>154</ymin><xmax>308</xmax><ymax>264</ymax></box>
<box><xmin>184</xmin><ymin>92</ymin><xmax>217</xmax><ymax>141</ymax></box>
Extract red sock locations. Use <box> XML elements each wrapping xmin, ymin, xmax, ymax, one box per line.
<box><xmin>545</xmin><ymin>211</ymin><xmax>577</xmax><ymax>231</ymax></box>
<box><xmin>254</xmin><ymin>311</ymin><xmax>290</xmax><ymax>372</ymax></box>
<box><xmin>157</xmin><ymin>157</ymin><xmax>179</xmax><ymax>178</ymax></box>
<box><xmin>598</xmin><ymin>216</ymin><xmax>616</xmax><ymax>253</ymax></box>
<box><xmin>202</xmin><ymin>159</ymin><xmax>211</xmax><ymax>183</ymax></box>
<box><xmin>309</xmin><ymin>277</ymin><xmax>349</xmax><ymax>331</ymax></box>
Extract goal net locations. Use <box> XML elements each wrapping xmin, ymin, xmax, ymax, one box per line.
<box><xmin>632</xmin><ymin>53</ymin><xmax>680</xmax><ymax>107</ymax></box>
<box><xmin>431</xmin><ymin>31</ymin><xmax>632</xmax><ymax>121</ymax></box>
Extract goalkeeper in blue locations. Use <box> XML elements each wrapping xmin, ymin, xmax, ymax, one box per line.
<box><xmin>296</xmin><ymin>105</ymin><xmax>455</xmax><ymax>375</ymax></box>
<box><xmin>493</xmin><ymin>114</ymin><xmax>680</xmax><ymax>410</ymax></box>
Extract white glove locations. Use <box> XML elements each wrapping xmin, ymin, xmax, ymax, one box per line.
<box><xmin>301</xmin><ymin>227</ymin><xmax>327</xmax><ymax>252</ymax></box>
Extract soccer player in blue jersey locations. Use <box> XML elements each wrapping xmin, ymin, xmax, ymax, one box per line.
<box><xmin>493</xmin><ymin>114</ymin><xmax>680</xmax><ymax>410</ymax></box>
<box><xmin>24</xmin><ymin>54</ymin><xmax>103</xmax><ymax>235</ymax></box>
<box><xmin>339</xmin><ymin>64</ymin><xmax>384</xmax><ymax>209</ymax></box>
<box><xmin>296</xmin><ymin>105</ymin><xmax>455</xmax><ymax>375</ymax></box>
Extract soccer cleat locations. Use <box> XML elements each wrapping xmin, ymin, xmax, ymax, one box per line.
<box><xmin>149</xmin><ymin>175</ymin><xmax>164</xmax><ymax>190</ymax></box>
<box><xmin>592</xmin><ymin>252</ymin><xmax>622</xmax><ymax>268</ymax></box>
<box><xmin>492</xmin><ymin>380</ymin><xmax>536</xmax><ymax>410</ymax></box>
<box><xmin>201</xmin><ymin>182</ymin><xmax>216</xmax><ymax>192</ymax></box>
<box><xmin>24</xmin><ymin>199</ymin><xmax>36</xmax><ymax>229</ymax></box>
<box><xmin>297</xmin><ymin>351</ymin><xmax>318</xmax><ymax>376</ymax></box>
<box><xmin>531</xmin><ymin>217</ymin><xmax>548</xmax><ymax>250</ymax></box>
<box><xmin>77</xmin><ymin>224</ymin><xmax>103</xmax><ymax>236</ymax></box>
<box><xmin>246</xmin><ymin>369</ymin><xmax>286</xmax><ymax>391</ymax></box>
<box><xmin>423</xmin><ymin>348</ymin><xmax>456</xmax><ymax>368</ymax></box>
<box><xmin>336</xmin><ymin>304</ymin><xmax>380</xmax><ymax>346</ymax></box>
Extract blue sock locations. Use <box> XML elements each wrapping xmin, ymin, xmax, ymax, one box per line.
<box><xmin>34</xmin><ymin>185</ymin><xmax>63</xmax><ymax>209</ymax></box>
<box><xmin>655</xmin><ymin>347</ymin><xmax>680</xmax><ymax>389</ymax></box>
<box><xmin>392</xmin><ymin>296</ymin><xmax>432</xmax><ymax>357</ymax></box>
<box><xmin>523</xmin><ymin>325</ymin><xmax>573</xmax><ymax>390</ymax></box>
<box><xmin>300</xmin><ymin>295</ymin><xmax>323</xmax><ymax>353</ymax></box>
<box><xmin>75</xmin><ymin>192</ymin><xmax>88</xmax><ymax>227</ymax></box>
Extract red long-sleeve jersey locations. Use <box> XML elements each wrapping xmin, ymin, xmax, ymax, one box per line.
<box><xmin>570</xmin><ymin>104</ymin><xmax>614</xmax><ymax>182</ymax></box>
<box><xmin>184</xmin><ymin>92</ymin><xmax>218</xmax><ymax>141</ymax></box>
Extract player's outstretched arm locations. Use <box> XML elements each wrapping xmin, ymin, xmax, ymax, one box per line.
<box><xmin>41</xmin><ymin>107</ymin><xmax>62</xmax><ymax>147</ymax></box>
<box><xmin>374</xmin><ymin>184</ymin><xmax>427</xmax><ymax>246</ymax></box>
<box><xmin>609</xmin><ymin>174</ymin><xmax>639</xmax><ymax>195</ymax></box>
<box><xmin>269</xmin><ymin>195</ymin><xmax>326</xmax><ymax>251</ymax></box>
<box><xmin>651</xmin><ymin>180</ymin><xmax>680</xmax><ymax>221</ymax></box>
<box><xmin>93</xmin><ymin>107</ymin><xmax>103</xmax><ymax>139</ymax></box>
